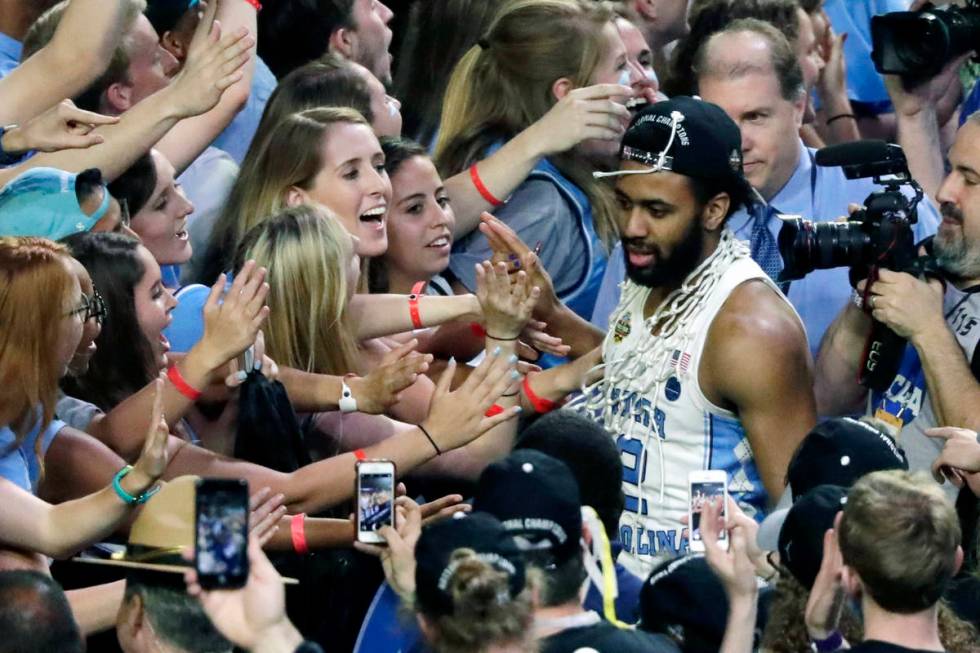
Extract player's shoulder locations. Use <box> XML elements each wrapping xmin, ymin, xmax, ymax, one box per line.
<box><xmin>709</xmin><ymin>279</ymin><xmax>808</xmax><ymax>359</ymax></box>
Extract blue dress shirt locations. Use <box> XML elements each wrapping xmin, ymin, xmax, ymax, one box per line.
<box><xmin>592</xmin><ymin>140</ymin><xmax>940</xmax><ymax>354</ymax></box>
<box><xmin>211</xmin><ymin>56</ymin><xmax>277</xmax><ymax>164</ymax></box>
<box><xmin>0</xmin><ymin>32</ymin><xmax>22</xmax><ymax>80</ymax></box>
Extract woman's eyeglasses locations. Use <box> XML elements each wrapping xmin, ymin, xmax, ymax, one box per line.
<box><xmin>66</xmin><ymin>290</ymin><xmax>107</xmax><ymax>326</ymax></box>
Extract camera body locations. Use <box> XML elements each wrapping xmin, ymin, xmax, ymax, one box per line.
<box><xmin>777</xmin><ymin>141</ymin><xmax>932</xmax><ymax>391</ymax></box>
<box><xmin>871</xmin><ymin>0</ymin><xmax>980</xmax><ymax>81</ymax></box>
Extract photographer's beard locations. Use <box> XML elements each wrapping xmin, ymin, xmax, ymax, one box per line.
<box><xmin>934</xmin><ymin>202</ymin><xmax>980</xmax><ymax>283</ymax></box>
<box><xmin>622</xmin><ymin>218</ymin><xmax>704</xmax><ymax>289</ymax></box>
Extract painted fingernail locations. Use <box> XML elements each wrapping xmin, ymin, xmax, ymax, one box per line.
<box><xmin>515</xmin><ymin>406</ymin><xmax>523</xmax><ymax>413</ymax></box>
<box><xmin>513</xmin><ymin>260</ymin><xmax>521</xmax><ymax>269</ymax></box>
<box><xmin>493</xmin><ymin>346</ymin><xmax>502</xmax><ymax>356</ymax></box>
<box><xmin>508</xmin><ymin>354</ymin><xmax>518</xmax><ymax>363</ymax></box>
<box><xmin>236</xmin><ymin>371</ymin><xmax>248</xmax><ymax>381</ymax></box>
<box><xmin>508</xmin><ymin>253</ymin><xmax>518</xmax><ymax>261</ymax></box>
<box><xmin>449</xmin><ymin>356</ymin><xmax>456</xmax><ymax>365</ymax></box>
<box><xmin>254</xmin><ymin>359</ymin><xmax>262</xmax><ymax>371</ymax></box>
<box><xmin>511</xmin><ymin>370</ymin><xmax>520</xmax><ymax>380</ymax></box>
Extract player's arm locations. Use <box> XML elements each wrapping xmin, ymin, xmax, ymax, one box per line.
<box><xmin>813</xmin><ymin>301</ymin><xmax>872</xmax><ymax>416</ymax></box>
<box><xmin>703</xmin><ymin>282</ymin><xmax>817</xmax><ymax>500</ymax></box>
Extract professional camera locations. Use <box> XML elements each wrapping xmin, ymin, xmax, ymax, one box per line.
<box><xmin>871</xmin><ymin>0</ymin><xmax>980</xmax><ymax>81</ymax></box>
<box><xmin>777</xmin><ymin>141</ymin><xmax>934</xmax><ymax>391</ymax></box>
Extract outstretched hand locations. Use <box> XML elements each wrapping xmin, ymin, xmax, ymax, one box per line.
<box><xmin>196</xmin><ymin>261</ymin><xmax>270</xmax><ymax>376</ymax></box>
<box><xmin>171</xmin><ymin>0</ymin><xmax>254</xmax><ymax>118</ymax></box>
<box><xmin>185</xmin><ymin>534</ymin><xmax>301</xmax><ymax>652</ymax></box>
<box><xmin>475</xmin><ymin>260</ymin><xmax>540</xmax><ymax>340</ymax></box>
<box><xmin>2</xmin><ymin>99</ymin><xmax>118</xmax><ymax>154</ymax></box>
<box><xmin>132</xmin><ymin>378</ymin><xmax>171</xmax><ymax>482</ymax></box>
<box><xmin>479</xmin><ymin>212</ymin><xmax>560</xmax><ymax>318</ymax></box>
<box><xmin>351</xmin><ymin>339</ymin><xmax>434</xmax><ymax>414</ymax></box>
<box><xmin>422</xmin><ymin>351</ymin><xmax>520</xmax><ymax>452</ymax></box>
<box><xmin>353</xmin><ymin>496</ymin><xmax>423</xmax><ymax>600</ymax></box>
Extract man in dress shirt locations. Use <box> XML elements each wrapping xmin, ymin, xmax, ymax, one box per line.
<box><xmin>593</xmin><ymin>18</ymin><xmax>939</xmax><ymax>355</ymax></box>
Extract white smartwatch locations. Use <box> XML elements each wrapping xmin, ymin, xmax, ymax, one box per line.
<box><xmin>339</xmin><ymin>377</ymin><xmax>358</xmax><ymax>413</ymax></box>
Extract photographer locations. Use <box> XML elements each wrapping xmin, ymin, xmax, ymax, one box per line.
<box><xmin>815</xmin><ymin>113</ymin><xmax>980</xmax><ymax>481</ymax></box>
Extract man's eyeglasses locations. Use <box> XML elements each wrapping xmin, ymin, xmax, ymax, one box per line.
<box><xmin>66</xmin><ymin>290</ymin><xmax>107</xmax><ymax>326</ymax></box>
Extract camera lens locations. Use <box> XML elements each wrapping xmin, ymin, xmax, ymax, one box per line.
<box><xmin>778</xmin><ymin>218</ymin><xmax>872</xmax><ymax>281</ymax></box>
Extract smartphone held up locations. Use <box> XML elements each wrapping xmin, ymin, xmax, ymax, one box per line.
<box><xmin>195</xmin><ymin>478</ymin><xmax>250</xmax><ymax>589</ymax></box>
<box><xmin>688</xmin><ymin>470</ymin><xmax>728</xmax><ymax>552</ymax></box>
<box><xmin>356</xmin><ymin>460</ymin><xmax>396</xmax><ymax>544</ymax></box>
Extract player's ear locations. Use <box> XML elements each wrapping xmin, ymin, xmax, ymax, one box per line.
<box><xmin>702</xmin><ymin>192</ymin><xmax>730</xmax><ymax>231</ymax></box>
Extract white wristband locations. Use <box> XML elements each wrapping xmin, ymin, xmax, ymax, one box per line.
<box><xmin>339</xmin><ymin>378</ymin><xmax>358</xmax><ymax>413</ymax></box>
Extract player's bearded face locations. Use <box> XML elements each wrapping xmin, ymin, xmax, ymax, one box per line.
<box><xmin>622</xmin><ymin>212</ymin><xmax>704</xmax><ymax>288</ymax></box>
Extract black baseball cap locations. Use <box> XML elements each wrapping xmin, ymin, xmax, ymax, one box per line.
<box><xmin>639</xmin><ymin>554</ymin><xmax>771</xmax><ymax>652</ymax></box>
<box><xmin>414</xmin><ymin>512</ymin><xmax>526</xmax><ymax>617</ymax></box>
<box><xmin>787</xmin><ymin>417</ymin><xmax>908</xmax><ymax>502</ymax></box>
<box><xmin>772</xmin><ymin>485</ymin><xmax>849</xmax><ymax>590</ymax></box>
<box><xmin>473</xmin><ymin>450</ymin><xmax>583</xmax><ymax>564</ymax></box>
<box><xmin>596</xmin><ymin>96</ymin><xmax>747</xmax><ymax>192</ymax></box>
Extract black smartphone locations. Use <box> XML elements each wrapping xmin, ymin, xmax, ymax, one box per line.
<box><xmin>195</xmin><ymin>478</ymin><xmax>249</xmax><ymax>589</ymax></box>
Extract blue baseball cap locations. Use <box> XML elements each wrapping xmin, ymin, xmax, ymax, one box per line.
<box><xmin>0</xmin><ymin>167</ymin><xmax>110</xmax><ymax>240</ymax></box>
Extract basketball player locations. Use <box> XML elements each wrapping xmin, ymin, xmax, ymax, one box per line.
<box><xmin>566</xmin><ymin>97</ymin><xmax>817</xmax><ymax>575</ymax></box>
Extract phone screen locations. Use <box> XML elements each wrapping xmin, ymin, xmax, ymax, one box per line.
<box><xmin>689</xmin><ymin>481</ymin><xmax>727</xmax><ymax>545</ymax></box>
<box><xmin>358</xmin><ymin>472</ymin><xmax>394</xmax><ymax>537</ymax></box>
<box><xmin>195</xmin><ymin>480</ymin><xmax>249</xmax><ymax>589</ymax></box>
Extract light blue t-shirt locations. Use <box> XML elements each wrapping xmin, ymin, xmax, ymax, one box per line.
<box><xmin>0</xmin><ymin>32</ymin><xmax>21</xmax><ymax>80</ymax></box>
<box><xmin>592</xmin><ymin>140</ymin><xmax>941</xmax><ymax>354</ymax></box>
<box><xmin>211</xmin><ymin>56</ymin><xmax>277</xmax><ymax>164</ymax></box>
<box><xmin>823</xmin><ymin>0</ymin><xmax>911</xmax><ymax>113</ymax></box>
<box><xmin>0</xmin><ymin>415</ymin><xmax>66</xmax><ymax>494</ymax></box>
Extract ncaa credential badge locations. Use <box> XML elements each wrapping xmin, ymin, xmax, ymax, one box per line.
<box><xmin>613</xmin><ymin>312</ymin><xmax>632</xmax><ymax>343</ymax></box>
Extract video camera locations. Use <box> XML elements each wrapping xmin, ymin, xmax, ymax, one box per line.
<box><xmin>777</xmin><ymin>140</ymin><xmax>936</xmax><ymax>391</ymax></box>
<box><xmin>871</xmin><ymin>1</ymin><xmax>980</xmax><ymax>81</ymax></box>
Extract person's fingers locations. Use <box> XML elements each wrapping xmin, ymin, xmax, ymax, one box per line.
<box><xmin>224</xmin><ymin>261</ymin><xmax>254</xmax><ymax>309</ymax></box>
<box><xmin>925</xmin><ymin>427</ymin><xmax>961</xmax><ymax>441</ymax></box>
<box><xmin>476</xmin><ymin>406</ymin><xmax>522</xmax><ymax>434</ymax></box>
<box><xmin>432</xmin><ymin>357</ymin><xmax>457</xmax><ymax>399</ymax></box>
<box><xmin>204</xmin><ymin>272</ymin><xmax>227</xmax><ymax>314</ymax></box>
<box><xmin>419</xmin><ymin>494</ymin><xmax>463</xmax><ymax>518</ymax></box>
<box><xmin>382</xmin><ymin>338</ymin><xmax>419</xmax><ymax>366</ymax></box>
<box><xmin>244</xmin><ymin>281</ymin><xmax>270</xmax><ymax>321</ymax></box>
<box><xmin>570</xmin><ymin>83</ymin><xmax>633</xmax><ymax>100</ymax></box>
<box><xmin>59</xmin><ymin>104</ymin><xmax>119</xmax><ymax>126</ymax></box>
<box><xmin>249</xmin><ymin>487</ymin><xmax>272</xmax><ymax>511</ymax></box>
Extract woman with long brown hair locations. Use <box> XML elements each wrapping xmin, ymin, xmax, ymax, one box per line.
<box><xmin>435</xmin><ymin>0</ymin><xmax>643</xmax><ymax>320</ymax></box>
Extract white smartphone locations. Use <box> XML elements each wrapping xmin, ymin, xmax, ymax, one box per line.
<box><xmin>355</xmin><ymin>460</ymin><xmax>396</xmax><ymax>544</ymax></box>
<box><xmin>688</xmin><ymin>469</ymin><xmax>728</xmax><ymax>552</ymax></box>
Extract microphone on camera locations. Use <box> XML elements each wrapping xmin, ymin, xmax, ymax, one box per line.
<box><xmin>815</xmin><ymin>140</ymin><xmax>909</xmax><ymax>181</ymax></box>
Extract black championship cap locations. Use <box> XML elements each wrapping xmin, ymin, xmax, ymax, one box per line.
<box><xmin>145</xmin><ymin>0</ymin><xmax>198</xmax><ymax>35</ymax></box>
<box><xmin>640</xmin><ymin>554</ymin><xmax>771</xmax><ymax>653</ymax></box>
<box><xmin>595</xmin><ymin>96</ymin><xmax>747</xmax><ymax>192</ymax></box>
<box><xmin>788</xmin><ymin>417</ymin><xmax>908</xmax><ymax>501</ymax></box>
<box><xmin>473</xmin><ymin>450</ymin><xmax>583</xmax><ymax>564</ymax></box>
<box><xmin>414</xmin><ymin>512</ymin><xmax>526</xmax><ymax>617</ymax></box>
<box><xmin>774</xmin><ymin>485</ymin><xmax>849</xmax><ymax>590</ymax></box>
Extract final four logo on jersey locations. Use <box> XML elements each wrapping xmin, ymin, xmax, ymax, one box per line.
<box><xmin>613</xmin><ymin>312</ymin><xmax>632</xmax><ymax>343</ymax></box>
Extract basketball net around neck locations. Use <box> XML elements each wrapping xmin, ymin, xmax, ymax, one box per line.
<box><xmin>568</xmin><ymin>230</ymin><xmax>749</xmax><ymax>509</ymax></box>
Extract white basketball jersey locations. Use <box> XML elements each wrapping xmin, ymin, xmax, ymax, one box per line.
<box><xmin>576</xmin><ymin>252</ymin><xmax>799</xmax><ymax>577</ymax></box>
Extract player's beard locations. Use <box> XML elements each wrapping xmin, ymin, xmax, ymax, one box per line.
<box><xmin>622</xmin><ymin>217</ymin><xmax>704</xmax><ymax>289</ymax></box>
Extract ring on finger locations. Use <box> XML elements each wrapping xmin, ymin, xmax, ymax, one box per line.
<box><xmin>870</xmin><ymin>295</ymin><xmax>877</xmax><ymax>309</ymax></box>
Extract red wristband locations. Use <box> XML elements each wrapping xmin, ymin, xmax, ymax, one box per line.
<box><xmin>470</xmin><ymin>322</ymin><xmax>487</xmax><ymax>338</ymax></box>
<box><xmin>353</xmin><ymin>448</ymin><xmax>367</xmax><ymax>461</ymax></box>
<box><xmin>290</xmin><ymin>513</ymin><xmax>309</xmax><ymax>555</ymax></box>
<box><xmin>408</xmin><ymin>281</ymin><xmax>426</xmax><ymax>330</ymax></box>
<box><xmin>167</xmin><ymin>365</ymin><xmax>202</xmax><ymax>401</ymax></box>
<box><xmin>523</xmin><ymin>373</ymin><xmax>558</xmax><ymax>413</ymax></box>
<box><xmin>244</xmin><ymin>0</ymin><xmax>262</xmax><ymax>10</ymax></box>
<box><xmin>469</xmin><ymin>164</ymin><xmax>504</xmax><ymax>207</ymax></box>
<box><xmin>485</xmin><ymin>403</ymin><xmax>504</xmax><ymax>417</ymax></box>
